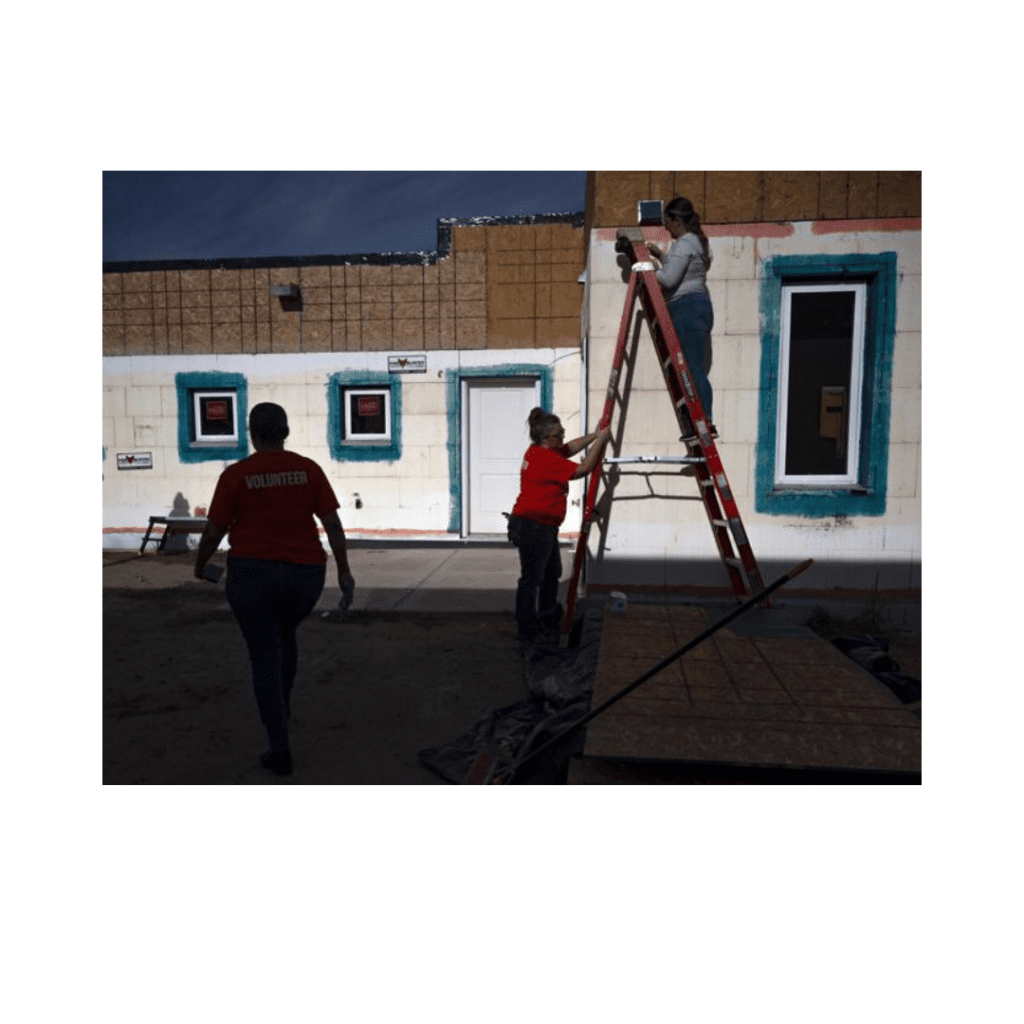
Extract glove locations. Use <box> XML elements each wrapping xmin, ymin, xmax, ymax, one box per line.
<box><xmin>338</xmin><ymin>571</ymin><xmax>355</xmax><ymax>611</ymax></box>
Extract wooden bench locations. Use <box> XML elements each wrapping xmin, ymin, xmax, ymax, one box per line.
<box><xmin>139</xmin><ymin>516</ymin><xmax>209</xmax><ymax>554</ymax></box>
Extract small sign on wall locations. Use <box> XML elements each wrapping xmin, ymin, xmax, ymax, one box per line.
<box><xmin>117</xmin><ymin>452</ymin><xmax>153</xmax><ymax>470</ymax></box>
<box><xmin>203</xmin><ymin>399</ymin><xmax>229</xmax><ymax>420</ymax></box>
<box><xmin>388</xmin><ymin>354</ymin><xmax>426</xmax><ymax>373</ymax></box>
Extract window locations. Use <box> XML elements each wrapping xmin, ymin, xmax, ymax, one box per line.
<box><xmin>776</xmin><ymin>283</ymin><xmax>866</xmax><ymax>487</ymax></box>
<box><xmin>175</xmin><ymin>371</ymin><xmax>248</xmax><ymax>464</ymax></box>
<box><xmin>756</xmin><ymin>253</ymin><xmax>897</xmax><ymax>517</ymax></box>
<box><xmin>326</xmin><ymin>372</ymin><xmax>402</xmax><ymax>463</ymax></box>
<box><xmin>343</xmin><ymin>387</ymin><xmax>391</xmax><ymax>442</ymax></box>
<box><xmin>192</xmin><ymin>390</ymin><xmax>239</xmax><ymax>444</ymax></box>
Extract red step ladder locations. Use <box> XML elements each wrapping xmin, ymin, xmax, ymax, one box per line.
<box><xmin>561</xmin><ymin>228</ymin><xmax>767</xmax><ymax>635</ymax></box>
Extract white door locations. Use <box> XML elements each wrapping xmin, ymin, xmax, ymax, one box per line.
<box><xmin>466</xmin><ymin>379</ymin><xmax>538</xmax><ymax>535</ymax></box>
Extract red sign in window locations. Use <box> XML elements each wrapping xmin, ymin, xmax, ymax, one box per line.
<box><xmin>357</xmin><ymin>396</ymin><xmax>382</xmax><ymax>417</ymax></box>
<box><xmin>204</xmin><ymin>399</ymin><xmax>229</xmax><ymax>420</ymax></box>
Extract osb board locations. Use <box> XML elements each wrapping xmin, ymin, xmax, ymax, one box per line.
<box><xmin>584</xmin><ymin>605</ymin><xmax>920</xmax><ymax>773</ymax></box>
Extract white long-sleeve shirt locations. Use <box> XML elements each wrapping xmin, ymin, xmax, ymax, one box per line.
<box><xmin>655</xmin><ymin>232</ymin><xmax>710</xmax><ymax>301</ymax></box>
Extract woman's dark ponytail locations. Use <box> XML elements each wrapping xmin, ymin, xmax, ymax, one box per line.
<box><xmin>664</xmin><ymin>196</ymin><xmax>712</xmax><ymax>269</ymax></box>
<box><xmin>528</xmin><ymin>406</ymin><xmax>560</xmax><ymax>444</ymax></box>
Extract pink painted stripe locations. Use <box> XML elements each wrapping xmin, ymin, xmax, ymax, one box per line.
<box><xmin>598</xmin><ymin>223</ymin><xmax>794</xmax><ymax>239</ymax></box>
<box><xmin>103</xmin><ymin>525</ymin><xmax>582</xmax><ymax>540</ymax></box>
<box><xmin>813</xmin><ymin>218</ymin><xmax>921</xmax><ymax>234</ymax></box>
<box><xmin>598</xmin><ymin>219</ymin><xmax>920</xmax><ymax>239</ymax></box>
<box><xmin>596</xmin><ymin>228</ymin><xmax>666</xmax><ymax>241</ymax></box>
<box><xmin>705</xmin><ymin>223</ymin><xmax>793</xmax><ymax>238</ymax></box>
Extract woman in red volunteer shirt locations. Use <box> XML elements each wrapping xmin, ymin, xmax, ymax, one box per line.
<box><xmin>193</xmin><ymin>402</ymin><xmax>354</xmax><ymax>777</ymax></box>
<box><xmin>508</xmin><ymin>408</ymin><xmax>610</xmax><ymax>644</ymax></box>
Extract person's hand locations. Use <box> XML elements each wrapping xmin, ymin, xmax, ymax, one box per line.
<box><xmin>338</xmin><ymin>571</ymin><xmax>355</xmax><ymax>611</ymax></box>
<box><xmin>647</xmin><ymin>243</ymin><xmax>662</xmax><ymax>260</ymax></box>
<box><xmin>598</xmin><ymin>425</ymin><xmax>613</xmax><ymax>443</ymax></box>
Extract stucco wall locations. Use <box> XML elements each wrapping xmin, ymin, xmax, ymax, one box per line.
<box><xmin>102</xmin><ymin>348</ymin><xmax>583</xmax><ymax>549</ymax></box>
<box><xmin>583</xmin><ymin>219</ymin><xmax>921</xmax><ymax>594</ymax></box>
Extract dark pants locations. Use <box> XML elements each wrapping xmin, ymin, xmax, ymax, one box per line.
<box><xmin>668</xmin><ymin>291</ymin><xmax>714</xmax><ymax>421</ymax></box>
<box><xmin>225</xmin><ymin>556</ymin><xmax>326</xmax><ymax>753</ymax></box>
<box><xmin>509</xmin><ymin>515</ymin><xmax>562</xmax><ymax>639</ymax></box>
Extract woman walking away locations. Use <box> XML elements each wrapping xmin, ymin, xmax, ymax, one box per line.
<box><xmin>507</xmin><ymin>408</ymin><xmax>610</xmax><ymax>646</ymax></box>
<box><xmin>193</xmin><ymin>402</ymin><xmax>355</xmax><ymax>777</ymax></box>
<box><xmin>647</xmin><ymin>196</ymin><xmax>717</xmax><ymax>439</ymax></box>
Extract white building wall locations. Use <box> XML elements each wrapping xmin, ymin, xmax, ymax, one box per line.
<box><xmin>103</xmin><ymin>347</ymin><xmax>582</xmax><ymax>550</ymax></box>
<box><xmin>584</xmin><ymin>222</ymin><xmax>922</xmax><ymax>592</ymax></box>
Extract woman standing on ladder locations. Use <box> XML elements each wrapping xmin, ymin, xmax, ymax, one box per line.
<box><xmin>647</xmin><ymin>196</ymin><xmax>717</xmax><ymax>439</ymax></box>
<box><xmin>507</xmin><ymin>408</ymin><xmax>610</xmax><ymax>646</ymax></box>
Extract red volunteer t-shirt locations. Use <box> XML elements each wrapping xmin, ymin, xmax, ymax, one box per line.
<box><xmin>510</xmin><ymin>444</ymin><xmax>577</xmax><ymax>526</ymax></box>
<box><xmin>208</xmin><ymin>450</ymin><xmax>340</xmax><ymax>564</ymax></box>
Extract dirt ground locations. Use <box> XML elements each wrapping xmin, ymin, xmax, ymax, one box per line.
<box><xmin>103</xmin><ymin>556</ymin><xmax>529</xmax><ymax>785</ymax></box>
<box><xmin>103</xmin><ymin>551</ymin><xmax>922</xmax><ymax>785</ymax></box>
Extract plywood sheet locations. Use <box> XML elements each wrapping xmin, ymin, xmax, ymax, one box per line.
<box><xmin>584</xmin><ymin>605</ymin><xmax>920</xmax><ymax>773</ymax></box>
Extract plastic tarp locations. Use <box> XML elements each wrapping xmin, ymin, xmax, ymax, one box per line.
<box><xmin>418</xmin><ymin>608</ymin><xmax>604</xmax><ymax>784</ymax></box>
<box><xmin>831</xmin><ymin>635</ymin><xmax>922</xmax><ymax>707</ymax></box>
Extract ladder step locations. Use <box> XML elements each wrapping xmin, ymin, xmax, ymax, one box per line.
<box><xmin>712</xmin><ymin>519</ymin><xmax>728</xmax><ymax>528</ymax></box>
<box><xmin>725</xmin><ymin>558</ymin><xmax>744</xmax><ymax>569</ymax></box>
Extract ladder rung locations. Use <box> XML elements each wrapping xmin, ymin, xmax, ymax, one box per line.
<box><xmin>712</xmin><ymin>519</ymin><xmax>728</xmax><ymax>528</ymax></box>
<box><xmin>725</xmin><ymin>558</ymin><xmax>744</xmax><ymax>569</ymax></box>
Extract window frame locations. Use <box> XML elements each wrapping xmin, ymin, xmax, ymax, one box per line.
<box><xmin>775</xmin><ymin>281</ymin><xmax>867</xmax><ymax>488</ymax></box>
<box><xmin>175</xmin><ymin>371</ymin><xmax>248</xmax><ymax>464</ymax></box>
<box><xmin>326</xmin><ymin>371</ymin><xmax>402</xmax><ymax>463</ymax></box>
<box><xmin>342</xmin><ymin>386</ymin><xmax>392</xmax><ymax>443</ymax></box>
<box><xmin>191</xmin><ymin>389</ymin><xmax>240</xmax><ymax>446</ymax></box>
<box><xmin>756</xmin><ymin>252</ymin><xmax>897</xmax><ymax>518</ymax></box>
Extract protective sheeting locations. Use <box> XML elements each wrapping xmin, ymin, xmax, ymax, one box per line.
<box><xmin>418</xmin><ymin>609</ymin><xmax>603</xmax><ymax>784</ymax></box>
<box><xmin>831</xmin><ymin>635</ymin><xmax>922</xmax><ymax>706</ymax></box>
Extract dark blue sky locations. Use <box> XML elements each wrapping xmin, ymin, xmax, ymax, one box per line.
<box><xmin>103</xmin><ymin>171</ymin><xmax>587</xmax><ymax>263</ymax></box>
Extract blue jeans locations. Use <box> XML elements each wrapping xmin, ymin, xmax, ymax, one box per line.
<box><xmin>667</xmin><ymin>291</ymin><xmax>714</xmax><ymax>421</ymax></box>
<box><xmin>509</xmin><ymin>515</ymin><xmax>562</xmax><ymax>639</ymax></box>
<box><xmin>225</xmin><ymin>556</ymin><xmax>326</xmax><ymax>753</ymax></box>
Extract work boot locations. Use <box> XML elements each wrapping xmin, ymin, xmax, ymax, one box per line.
<box><xmin>260</xmin><ymin>749</ymin><xmax>293</xmax><ymax>776</ymax></box>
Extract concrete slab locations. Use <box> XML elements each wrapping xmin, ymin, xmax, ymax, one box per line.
<box><xmin>103</xmin><ymin>543</ymin><xmax>545</xmax><ymax>617</ymax></box>
<box><xmin>313</xmin><ymin>545</ymin><xmax>524</xmax><ymax>614</ymax></box>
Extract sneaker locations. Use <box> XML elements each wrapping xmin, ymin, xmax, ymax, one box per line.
<box><xmin>681</xmin><ymin>423</ymin><xmax>719</xmax><ymax>445</ymax></box>
<box><xmin>260</xmin><ymin>749</ymin><xmax>293</xmax><ymax>776</ymax></box>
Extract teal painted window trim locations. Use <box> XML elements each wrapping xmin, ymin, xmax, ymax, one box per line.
<box><xmin>756</xmin><ymin>252</ymin><xmax>897</xmax><ymax>517</ymax></box>
<box><xmin>176</xmin><ymin>372</ymin><xmax>249</xmax><ymax>464</ymax></box>
<box><xmin>326</xmin><ymin>371</ymin><xmax>402</xmax><ymax>462</ymax></box>
<box><xmin>444</xmin><ymin>364</ymin><xmax>553</xmax><ymax>533</ymax></box>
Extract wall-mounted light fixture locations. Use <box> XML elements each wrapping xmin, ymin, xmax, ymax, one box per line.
<box><xmin>270</xmin><ymin>283</ymin><xmax>302</xmax><ymax>312</ymax></box>
<box><xmin>637</xmin><ymin>200</ymin><xmax>664</xmax><ymax>226</ymax></box>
